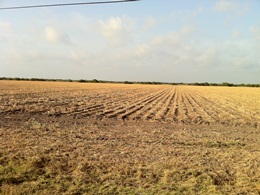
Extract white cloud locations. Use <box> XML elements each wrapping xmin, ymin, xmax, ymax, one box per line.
<box><xmin>170</xmin><ymin>6</ymin><xmax>204</xmax><ymax>22</ymax></box>
<box><xmin>231</xmin><ymin>30</ymin><xmax>241</xmax><ymax>39</ymax></box>
<box><xmin>250</xmin><ymin>25</ymin><xmax>260</xmax><ymax>52</ymax></box>
<box><xmin>151</xmin><ymin>32</ymin><xmax>181</xmax><ymax>48</ymax></box>
<box><xmin>132</xmin><ymin>44</ymin><xmax>151</xmax><ymax>58</ymax></box>
<box><xmin>194</xmin><ymin>47</ymin><xmax>219</xmax><ymax>67</ymax></box>
<box><xmin>0</xmin><ymin>21</ymin><xmax>13</xmax><ymax>40</ymax></box>
<box><xmin>2</xmin><ymin>49</ymin><xmax>22</xmax><ymax>64</ymax></box>
<box><xmin>142</xmin><ymin>16</ymin><xmax>157</xmax><ymax>31</ymax></box>
<box><xmin>180</xmin><ymin>24</ymin><xmax>196</xmax><ymax>35</ymax></box>
<box><xmin>70</xmin><ymin>51</ymin><xmax>87</xmax><ymax>61</ymax></box>
<box><xmin>44</xmin><ymin>26</ymin><xmax>71</xmax><ymax>44</ymax></box>
<box><xmin>190</xmin><ymin>6</ymin><xmax>204</xmax><ymax>18</ymax></box>
<box><xmin>251</xmin><ymin>26</ymin><xmax>260</xmax><ymax>41</ymax></box>
<box><xmin>3</xmin><ymin>48</ymin><xmax>54</xmax><ymax>65</ymax></box>
<box><xmin>214</xmin><ymin>0</ymin><xmax>236</xmax><ymax>11</ymax></box>
<box><xmin>101</xmin><ymin>24</ymin><xmax>198</xmax><ymax>72</ymax></box>
<box><xmin>0</xmin><ymin>21</ymin><xmax>12</xmax><ymax>32</ymax></box>
<box><xmin>98</xmin><ymin>17</ymin><xmax>134</xmax><ymax>46</ymax></box>
<box><xmin>1</xmin><ymin>5</ymin><xmax>258</xmax><ymax>83</ymax></box>
<box><xmin>214</xmin><ymin>0</ymin><xmax>249</xmax><ymax>15</ymax></box>
<box><xmin>150</xmin><ymin>24</ymin><xmax>195</xmax><ymax>51</ymax></box>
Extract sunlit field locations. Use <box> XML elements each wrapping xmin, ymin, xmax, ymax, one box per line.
<box><xmin>0</xmin><ymin>81</ymin><xmax>259</xmax><ymax>194</ymax></box>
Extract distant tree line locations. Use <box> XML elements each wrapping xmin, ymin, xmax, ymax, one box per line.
<box><xmin>190</xmin><ymin>82</ymin><xmax>260</xmax><ymax>87</ymax></box>
<box><xmin>0</xmin><ymin>77</ymin><xmax>67</xmax><ymax>82</ymax></box>
<box><xmin>0</xmin><ymin>77</ymin><xmax>259</xmax><ymax>87</ymax></box>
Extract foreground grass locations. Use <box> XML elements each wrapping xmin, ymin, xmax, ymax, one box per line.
<box><xmin>1</xmin><ymin>154</ymin><xmax>259</xmax><ymax>194</ymax></box>
<box><xmin>0</xmin><ymin>118</ymin><xmax>260</xmax><ymax>194</ymax></box>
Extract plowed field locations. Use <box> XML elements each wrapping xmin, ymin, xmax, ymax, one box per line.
<box><xmin>0</xmin><ymin>81</ymin><xmax>259</xmax><ymax>128</ymax></box>
<box><xmin>1</xmin><ymin>81</ymin><xmax>260</xmax><ymax>194</ymax></box>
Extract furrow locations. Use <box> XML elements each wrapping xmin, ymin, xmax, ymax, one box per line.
<box><xmin>203</xmin><ymin>93</ymin><xmax>260</xmax><ymax>122</ymax></box>
<box><xmin>185</xmin><ymin>92</ymin><xmax>215</xmax><ymax>125</ymax></box>
<box><xmin>66</xmin><ymin>88</ymin><xmax>159</xmax><ymax>117</ymax></box>
<box><xmin>118</xmin><ymin>88</ymin><xmax>171</xmax><ymax>120</ymax></box>
<box><xmin>158</xmin><ymin>87</ymin><xmax>177</xmax><ymax>122</ymax></box>
<box><xmin>193</xmin><ymin>93</ymin><xmax>239</xmax><ymax>126</ymax></box>
<box><xmin>100</xmin><ymin>88</ymin><xmax>169</xmax><ymax>119</ymax></box>
<box><xmin>177</xmin><ymin>90</ymin><xmax>192</xmax><ymax>124</ymax></box>
<box><xmin>142</xmin><ymin>88</ymin><xmax>173</xmax><ymax>121</ymax></box>
<box><xmin>171</xmin><ymin>87</ymin><xmax>189</xmax><ymax>124</ymax></box>
<box><xmin>188</xmin><ymin>93</ymin><xmax>222</xmax><ymax>125</ymax></box>
<box><xmin>197</xmin><ymin>94</ymin><xmax>258</xmax><ymax>127</ymax></box>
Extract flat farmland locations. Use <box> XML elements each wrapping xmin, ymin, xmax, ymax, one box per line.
<box><xmin>0</xmin><ymin>81</ymin><xmax>259</xmax><ymax>127</ymax></box>
<box><xmin>0</xmin><ymin>81</ymin><xmax>260</xmax><ymax>194</ymax></box>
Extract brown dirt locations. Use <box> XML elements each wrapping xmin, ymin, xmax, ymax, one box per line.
<box><xmin>0</xmin><ymin>81</ymin><xmax>260</xmax><ymax>194</ymax></box>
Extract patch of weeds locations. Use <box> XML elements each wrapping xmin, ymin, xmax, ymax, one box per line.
<box><xmin>26</xmin><ymin>118</ymin><xmax>46</xmax><ymax>130</ymax></box>
<box><xmin>1</xmin><ymin>156</ymin><xmax>52</xmax><ymax>187</ymax></box>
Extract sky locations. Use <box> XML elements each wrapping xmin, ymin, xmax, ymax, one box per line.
<box><xmin>0</xmin><ymin>0</ymin><xmax>260</xmax><ymax>83</ymax></box>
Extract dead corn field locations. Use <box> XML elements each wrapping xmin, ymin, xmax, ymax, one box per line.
<box><xmin>0</xmin><ymin>81</ymin><xmax>260</xmax><ymax>194</ymax></box>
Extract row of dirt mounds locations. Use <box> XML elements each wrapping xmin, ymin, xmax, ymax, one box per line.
<box><xmin>0</xmin><ymin>81</ymin><xmax>259</xmax><ymax>128</ymax></box>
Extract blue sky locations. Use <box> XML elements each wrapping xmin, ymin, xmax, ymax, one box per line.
<box><xmin>0</xmin><ymin>0</ymin><xmax>260</xmax><ymax>83</ymax></box>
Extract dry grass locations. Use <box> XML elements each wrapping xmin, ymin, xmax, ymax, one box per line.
<box><xmin>0</xmin><ymin>81</ymin><xmax>260</xmax><ymax>194</ymax></box>
<box><xmin>1</xmin><ymin>118</ymin><xmax>260</xmax><ymax>194</ymax></box>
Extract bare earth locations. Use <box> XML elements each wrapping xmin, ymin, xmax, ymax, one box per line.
<box><xmin>0</xmin><ymin>81</ymin><xmax>259</xmax><ymax>194</ymax></box>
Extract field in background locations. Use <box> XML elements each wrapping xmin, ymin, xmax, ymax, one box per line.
<box><xmin>1</xmin><ymin>80</ymin><xmax>259</xmax><ymax>128</ymax></box>
<box><xmin>0</xmin><ymin>81</ymin><xmax>260</xmax><ymax>194</ymax></box>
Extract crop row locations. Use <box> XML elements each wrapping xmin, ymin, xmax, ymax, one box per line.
<box><xmin>0</xmin><ymin>82</ymin><xmax>259</xmax><ymax>128</ymax></box>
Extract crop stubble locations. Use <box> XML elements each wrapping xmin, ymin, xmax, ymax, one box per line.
<box><xmin>0</xmin><ymin>81</ymin><xmax>259</xmax><ymax>128</ymax></box>
<box><xmin>1</xmin><ymin>81</ymin><xmax>260</xmax><ymax>194</ymax></box>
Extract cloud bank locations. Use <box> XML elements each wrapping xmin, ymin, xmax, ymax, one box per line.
<box><xmin>1</xmin><ymin>1</ymin><xmax>259</xmax><ymax>83</ymax></box>
<box><xmin>44</xmin><ymin>26</ymin><xmax>71</xmax><ymax>44</ymax></box>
